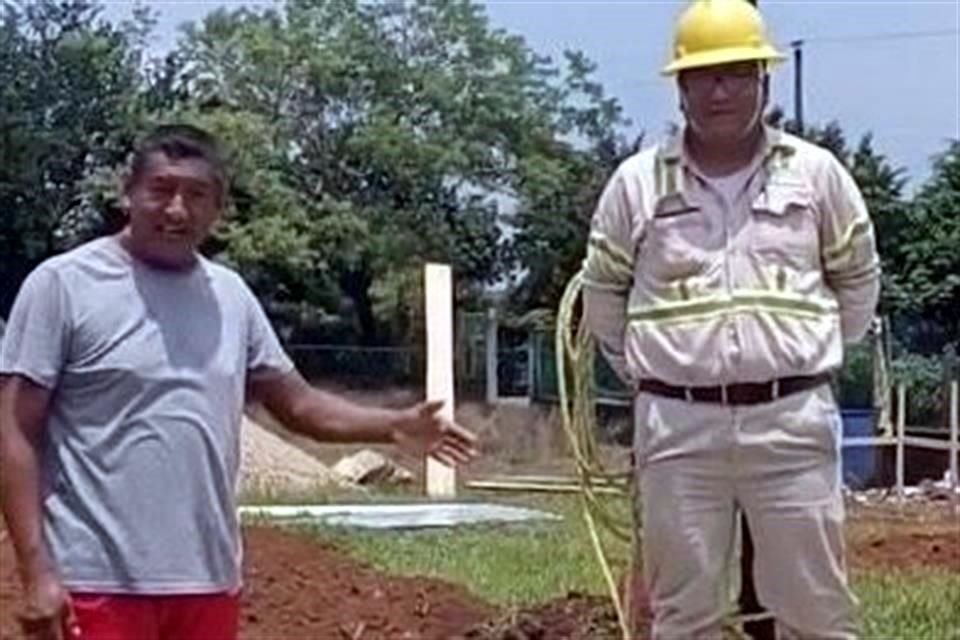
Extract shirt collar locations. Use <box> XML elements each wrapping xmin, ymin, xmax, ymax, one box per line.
<box><xmin>657</xmin><ymin>125</ymin><xmax>796</xmax><ymax>177</ymax></box>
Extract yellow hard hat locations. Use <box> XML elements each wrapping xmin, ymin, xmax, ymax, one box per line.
<box><xmin>663</xmin><ymin>0</ymin><xmax>785</xmax><ymax>75</ymax></box>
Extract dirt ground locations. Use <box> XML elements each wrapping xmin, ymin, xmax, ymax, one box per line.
<box><xmin>2</xmin><ymin>505</ymin><xmax>957</xmax><ymax>640</ymax></box>
<box><xmin>845</xmin><ymin>502</ymin><xmax>960</xmax><ymax>572</ymax></box>
<box><xmin>237</xmin><ymin>526</ymin><xmax>493</xmax><ymax>639</ymax></box>
<box><xmin>0</xmin><ymin>525</ymin><xmax>495</xmax><ymax>640</ymax></box>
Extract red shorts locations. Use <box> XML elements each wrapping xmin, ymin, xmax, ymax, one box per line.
<box><xmin>66</xmin><ymin>592</ymin><xmax>240</xmax><ymax>640</ymax></box>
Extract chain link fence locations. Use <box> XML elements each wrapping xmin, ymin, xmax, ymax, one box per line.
<box><xmin>289</xmin><ymin>344</ymin><xmax>417</xmax><ymax>387</ymax></box>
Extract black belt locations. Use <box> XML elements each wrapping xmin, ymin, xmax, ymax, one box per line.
<box><xmin>637</xmin><ymin>373</ymin><xmax>832</xmax><ymax>406</ymax></box>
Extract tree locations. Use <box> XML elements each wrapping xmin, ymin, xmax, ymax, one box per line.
<box><xmin>0</xmin><ymin>0</ymin><xmax>149</xmax><ymax>315</ymax></box>
<box><xmin>848</xmin><ymin>135</ymin><xmax>909</xmax><ymax>265</ymax></box>
<box><xmin>887</xmin><ymin>141</ymin><xmax>960</xmax><ymax>353</ymax></box>
<box><xmin>505</xmin><ymin>50</ymin><xmax>636</xmax><ymax>315</ymax></box>
<box><xmin>175</xmin><ymin>0</ymin><xmax>626</xmax><ymax>343</ymax></box>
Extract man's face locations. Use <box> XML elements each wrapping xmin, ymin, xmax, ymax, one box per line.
<box><xmin>124</xmin><ymin>152</ymin><xmax>224</xmax><ymax>269</ymax></box>
<box><xmin>679</xmin><ymin>61</ymin><xmax>766</xmax><ymax>145</ymax></box>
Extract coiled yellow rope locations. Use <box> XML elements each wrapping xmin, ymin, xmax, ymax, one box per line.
<box><xmin>555</xmin><ymin>270</ymin><xmax>636</xmax><ymax>640</ymax></box>
<box><xmin>555</xmin><ymin>270</ymin><xmax>775</xmax><ymax>640</ymax></box>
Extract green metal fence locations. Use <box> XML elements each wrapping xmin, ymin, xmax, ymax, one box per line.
<box><xmin>286</xmin><ymin>327</ymin><xmax>953</xmax><ymax>433</ymax></box>
<box><xmin>529</xmin><ymin>329</ymin><xmax>632</xmax><ymax>406</ymax></box>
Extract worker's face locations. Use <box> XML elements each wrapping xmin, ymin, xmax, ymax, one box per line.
<box><xmin>123</xmin><ymin>152</ymin><xmax>224</xmax><ymax>270</ymax></box>
<box><xmin>679</xmin><ymin>62</ymin><xmax>767</xmax><ymax>145</ymax></box>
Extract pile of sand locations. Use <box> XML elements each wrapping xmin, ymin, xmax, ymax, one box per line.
<box><xmin>239</xmin><ymin>416</ymin><xmax>355</xmax><ymax>496</ymax></box>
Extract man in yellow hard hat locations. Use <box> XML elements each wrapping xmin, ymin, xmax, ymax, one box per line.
<box><xmin>582</xmin><ymin>0</ymin><xmax>879</xmax><ymax>637</ymax></box>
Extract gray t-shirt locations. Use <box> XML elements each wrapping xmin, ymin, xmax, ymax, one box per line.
<box><xmin>0</xmin><ymin>236</ymin><xmax>294</xmax><ymax>593</ymax></box>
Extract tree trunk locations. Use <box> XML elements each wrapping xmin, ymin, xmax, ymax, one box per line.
<box><xmin>340</xmin><ymin>269</ymin><xmax>378</xmax><ymax>345</ymax></box>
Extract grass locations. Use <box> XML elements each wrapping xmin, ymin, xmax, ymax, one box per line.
<box><xmin>268</xmin><ymin>491</ymin><xmax>959</xmax><ymax>638</ymax></box>
<box><xmin>301</xmin><ymin>494</ymin><xmax>630</xmax><ymax>606</ymax></box>
<box><xmin>239</xmin><ymin>483</ymin><xmax>343</xmax><ymax>506</ymax></box>
<box><xmin>857</xmin><ymin>570</ymin><xmax>960</xmax><ymax>639</ymax></box>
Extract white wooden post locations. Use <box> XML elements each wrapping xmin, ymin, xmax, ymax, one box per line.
<box><xmin>896</xmin><ymin>383</ymin><xmax>906</xmax><ymax>505</ymax></box>
<box><xmin>950</xmin><ymin>380</ymin><xmax>958</xmax><ymax>512</ymax></box>
<box><xmin>485</xmin><ymin>307</ymin><xmax>498</xmax><ymax>405</ymax></box>
<box><xmin>873</xmin><ymin>316</ymin><xmax>893</xmax><ymax>437</ymax></box>
<box><xmin>425</xmin><ymin>264</ymin><xmax>456</xmax><ymax>497</ymax></box>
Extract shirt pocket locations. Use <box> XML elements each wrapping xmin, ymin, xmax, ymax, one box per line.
<box><xmin>640</xmin><ymin>196</ymin><xmax>711</xmax><ymax>285</ymax></box>
<box><xmin>750</xmin><ymin>183</ymin><xmax>820</xmax><ymax>270</ymax></box>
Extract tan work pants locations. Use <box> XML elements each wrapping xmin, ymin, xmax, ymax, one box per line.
<box><xmin>634</xmin><ymin>384</ymin><xmax>858</xmax><ymax>639</ymax></box>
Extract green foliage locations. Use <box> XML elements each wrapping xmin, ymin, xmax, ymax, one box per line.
<box><xmin>507</xmin><ymin>50</ymin><xmax>636</xmax><ymax>313</ymax></box>
<box><xmin>0</xmin><ymin>0</ymin><xmax>955</xmax><ymax>358</ymax></box>
<box><xmin>885</xmin><ymin>143</ymin><xmax>960</xmax><ymax>353</ymax></box>
<box><xmin>0</xmin><ymin>0</ymin><xmax>149</xmax><ymax>312</ymax></box>
<box><xmin>175</xmin><ymin>0</ymin><xmax>622</xmax><ymax>342</ymax></box>
<box><xmin>890</xmin><ymin>352</ymin><xmax>945</xmax><ymax>426</ymax></box>
<box><xmin>835</xmin><ymin>343</ymin><xmax>874</xmax><ymax>409</ymax></box>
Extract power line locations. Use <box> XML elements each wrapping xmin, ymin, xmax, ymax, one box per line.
<box><xmin>796</xmin><ymin>29</ymin><xmax>959</xmax><ymax>45</ymax></box>
<box><xmin>784</xmin><ymin>26</ymin><xmax>959</xmax><ymax>132</ymax></box>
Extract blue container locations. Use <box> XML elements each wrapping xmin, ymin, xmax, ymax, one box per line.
<box><xmin>840</xmin><ymin>409</ymin><xmax>877</xmax><ymax>489</ymax></box>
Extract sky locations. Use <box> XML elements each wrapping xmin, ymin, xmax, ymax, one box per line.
<box><xmin>99</xmin><ymin>0</ymin><xmax>960</xmax><ymax>190</ymax></box>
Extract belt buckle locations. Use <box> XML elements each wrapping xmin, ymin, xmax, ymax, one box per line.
<box><xmin>720</xmin><ymin>384</ymin><xmax>729</xmax><ymax>405</ymax></box>
<box><xmin>770</xmin><ymin>379</ymin><xmax>780</xmax><ymax>401</ymax></box>
<box><xmin>684</xmin><ymin>387</ymin><xmax>694</xmax><ymax>403</ymax></box>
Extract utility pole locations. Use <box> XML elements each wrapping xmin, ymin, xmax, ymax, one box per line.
<box><xmin>791</xmin><ymin>39</ymin><xmax>805</xmax><ymax>132</ymax></box>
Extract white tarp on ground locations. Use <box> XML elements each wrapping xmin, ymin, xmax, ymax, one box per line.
<box><xmin>238</xmin><ymin>503</ymin><xmax>561</xmax><ymax>529</ymax></box>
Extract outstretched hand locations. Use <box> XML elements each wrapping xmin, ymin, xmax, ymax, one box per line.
<box><xmin>391</xmin><ymin>401</ymin><xmax>478</xmax><ymax>467</ymax></box>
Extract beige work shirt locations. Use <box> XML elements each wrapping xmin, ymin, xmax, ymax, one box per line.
<box><xmin>583</xmin><ymin>126</ymin><xmax>881</xmax><ymax>388</ymax></box>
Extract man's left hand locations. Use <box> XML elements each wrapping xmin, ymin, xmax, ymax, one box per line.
<box><xmin>391</xmin><ymin>401</ymin><xmax>478</xmax><ymax>466</ymax></box>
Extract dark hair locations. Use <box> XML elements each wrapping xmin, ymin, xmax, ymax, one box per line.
<box><xmin>128</xmin><ymin>124</ymin><xmax>228</xmax><ymax>190</ymax></box>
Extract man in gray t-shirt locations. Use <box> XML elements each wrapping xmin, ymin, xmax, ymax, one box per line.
<box><xmin>0</xmin><ymin>125</ymin><xmax>477</xmax><ymax>640</ymax></box>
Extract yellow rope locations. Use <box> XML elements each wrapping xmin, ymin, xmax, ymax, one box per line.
<box><xmin>555</xmin><ymin>270</ymin><xmax>635</xmax><ymax>640</ymax></box>
<box><xmin>554</xmin><ymin>270</ymin><xmax>777</xmax><ymax>639</ymax></box>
